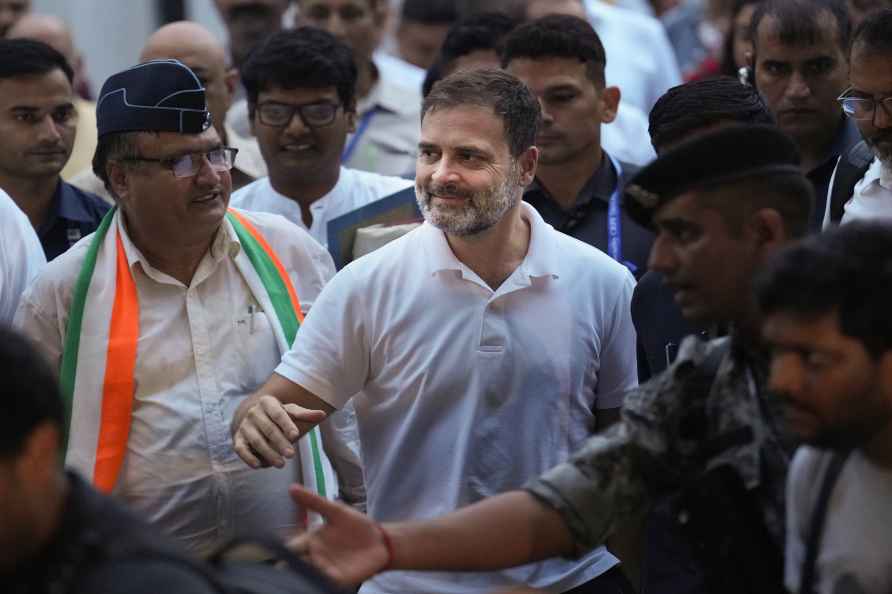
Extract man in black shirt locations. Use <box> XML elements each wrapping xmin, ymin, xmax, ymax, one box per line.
<box><xmin>0</xmin><ymin>326</ymin><xmax>220</xmax><ymax>593</ymax></box>
<box><xmin>0</xmin><ymin>39</ymin><xmax>108</xmax><ymax>261</ymax></box>
<box><xmin>503</xmin><ymin>16</ymin><xmax>652</xmax><ymax>277</ymax></box>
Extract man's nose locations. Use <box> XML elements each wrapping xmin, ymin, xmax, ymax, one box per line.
<box><xmin>647</xmin><ymin>234</ymin><xmax>677</xmax><ymax>274</ymax></box>
<box><xmin>785</xmin><ymin>71</ymin><xmax>812</xmax><ymax>100</ymax></box>
<box><xmin>768</xmin><ymin>352</ymin><xmax>805</xmax><ymax>400</ymax></box>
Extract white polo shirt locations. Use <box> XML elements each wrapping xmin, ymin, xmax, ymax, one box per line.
<box><xmin>231</xmin><ymin>167</ymin><xmax>412</xmax><ymax>247</ymax></box>
<box><xmin>276</xmin><ymin>202</ymin><xmax>638</xmax><ymax>594</ymax></box>
<box><xmin>0</xmin><ymin>189</ymin><xmax>45</xmax><ymax>323</ymax></box>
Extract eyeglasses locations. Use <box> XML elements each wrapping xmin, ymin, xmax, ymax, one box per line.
<box><xmin>123</xmin><ymin>147</ymin><xmax>238</xmax><ymax>178</ymax></box>
<box><xmin>256</xmin><ymin>101</ymin><xmax>340</xmax><ymax>128</ymax></box>
<box><xmin>837</xmin><ymin>88</ymin><xmax>892</xmax><ymax>122</ymax></box>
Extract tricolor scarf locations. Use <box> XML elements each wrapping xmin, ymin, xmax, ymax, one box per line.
<box><xmin>58</xmin><ymin>207</ymin><xmax>337</xmax><ymax>520</ymax></box>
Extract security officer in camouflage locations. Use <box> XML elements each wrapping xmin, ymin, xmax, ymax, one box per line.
<box><xmin>278</xmin><ymin>124</ymin><xmax>814</xmax><ymax>594</ymax></box>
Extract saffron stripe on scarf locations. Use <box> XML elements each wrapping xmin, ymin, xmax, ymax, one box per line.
<box><xmin>94</xmin><ymin>232</ymin><xmax>139</xmax><ymax>492</ymax></box>
<box><xmin>59</xmin><ymin>207</ymin><xmax>117</xmax><ymax>455</ymax></box>
<box><xmin>228</xmin><ymin>210</ymin><xmax>304</xmax><ymax>333</ymax></box>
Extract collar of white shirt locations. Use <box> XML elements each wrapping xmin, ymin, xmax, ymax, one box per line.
<box><xmin>420</xmin><ymin>202</ymin><xmax>561</xmax><ymax>284</ymax></box>
<box><xmin>117</xmin><ymin>213</ymin><xmax>240</xmax><ymax>283</ymax></box>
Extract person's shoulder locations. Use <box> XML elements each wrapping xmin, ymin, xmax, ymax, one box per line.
<box><xmin>64</xmin><ymin>182</ymin><xmax>111</xmax><ymax>219</ymax></box>
<box><xmin>543</xmin><ymin>222</ymin><xmax>634</xmax><ymax>283</ymax></box>
<box><xmin>26</xmin><ymin>231</ymin><xmax>94</xmax><ymax>296</ymax></box>
<box><xmin>229</xmin><ymin>207</ymin><xmax>324</xmax><ymax>254</ymax></box>
<box><xmin>229</xmin><ymin>176</ymin><xmax>269</xmax><ymax>208</ymax></box>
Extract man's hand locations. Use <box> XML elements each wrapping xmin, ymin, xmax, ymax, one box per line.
<box><xmin>232</xmin><ymin>395</ymin><xmax>327</xmax><ymax>469</ymax></box>
<box><xmin>288</xmin><ymin>485</ymin><xmax>391</xmax><ymax>587</ymax></box>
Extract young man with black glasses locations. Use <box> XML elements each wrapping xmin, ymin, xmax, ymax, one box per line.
<box><xmin>231</xmin><ymin>27</ymin><xmax>412</xmax><ymax>248</ymax></box>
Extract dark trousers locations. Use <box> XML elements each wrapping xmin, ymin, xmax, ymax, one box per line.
<box><xmin>564</xmin><ymin>565</ymin><xmax>637</xmax><ymax>594</ymax></box>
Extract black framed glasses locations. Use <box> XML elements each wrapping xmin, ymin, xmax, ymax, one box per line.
<box><xmin>838</xmin><ymin>88</ymin><xmax>892</xmax><ymax>122</ymax></box>
<box><xmin>256</xmin><ymin>101</ymin><xmax>340</xmax><ymax>128</ymax></box>
<box><xmin>124</xmin><ymin>147</ymin><xmax>238</xmax><ymax>178</ymax></box>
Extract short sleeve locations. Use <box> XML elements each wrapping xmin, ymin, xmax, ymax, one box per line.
<box><xmin>593</xmin><ymin>271</ymin><xmax>638</xmax><ymax>410</ymax></box>
<box><xmin>275</xmin><ymin>265</ymin><xmax>369</xmax><ymax>409</ymax></box>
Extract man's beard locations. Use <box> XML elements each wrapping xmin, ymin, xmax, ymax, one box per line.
<box><xmin>865</xmin><ymin>130</ymin><xmax>892</xmax><ymax>166</ymax></box>
<box><xmin>415</xmin><ymin>166</ymin><xmax>521</xmax><ymax>237</ymax></box>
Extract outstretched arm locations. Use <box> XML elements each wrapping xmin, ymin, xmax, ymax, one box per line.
<box><xmin>289</xmin><ymin>485</ymin><xmax>575</xmax><ymax>588</ymax></box>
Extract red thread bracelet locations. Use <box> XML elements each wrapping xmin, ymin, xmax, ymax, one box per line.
<box><xmin>374</xmin><ymin>522</ymin><xmax>395</xmax><ymax>571</ymax></box>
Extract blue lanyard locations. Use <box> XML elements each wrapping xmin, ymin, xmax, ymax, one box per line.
<box><xmin>341</xmin><ymin>107</ymin><xmax>378</xmax><ymax>164</ymax></box>
<box><xmin>606</xmin><ymin>155</ymin><xmax>636</xmax><ymax>275</ymax></box>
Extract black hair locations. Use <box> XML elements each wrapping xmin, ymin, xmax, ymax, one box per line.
<box><xmin>0</xmin><ymin>326</ymin><xmax>64</xmax><ymax>459</ymax></box>
<box><xmin>0</xmin><ymin>38</ymin><xmax>74</xmax><ymax>84</ymax></box>
<box><xmin>422</xmin><ymin>68</ymin><xmax>540</xmax><ymax>158</ymax></box>
<box><xmin>500</xmin><ymin>14</ymin><xmax>607</xmax><ymax>86</ymax></box>
<box><xmin>756</xmin><ymin>222</ymin><xmax>892</xmax><ymax>358</ymax></box>
<box><xmin>401</xmin><ymin>0</ymin><xmax>458</xmax><ymax>25</ymax></box>
<box><xmin>719</xmin><ymin>0</ymin><xmax>764</xmax><ymax>77</ymax></box>
<box><xmin>422</xmin><ymin>12</ymin><xmax>519</xmax><ymax>97</ymax></box>
<box><xmin>455</xmin><ymin>0</ymin><xmax>527</xmax><ymax>21</ymax></box>
<box><xmin>750</xmin><ymin>0</ymin><xmax>851</xmax><ymax>53</ymax></box>
<box><xmin>698</xmin><ymin>170</ymin><xmax>814</xmax><ymax>239</ymax></box>
<box><xmin>649</xmin><ymin>77</ymin><xmax>775</xmax><ymax>153</ymax></box>
<box><xmin>92</xmin><ymin>131</ymin><xmax>148</xmax><ymax>198</ymax></box>
<box><xmin>851</xmin><ymin>7</ymin><xmax>892</xmax><ymax>56</ymax></box>
<box><xmin>241</xmin><ymin>27</ymin><xmax>358</xmax><ymax>114</ymax></box>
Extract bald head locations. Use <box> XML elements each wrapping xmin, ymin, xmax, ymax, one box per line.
<box><xmin>7</xmin><ymin>13</ymin><xmax>75</xmax><ymax>66</ymax></box>
<box><xmin>526</xmin><ymin>0</ymin><xmax>588</xmax><ymax>21</ymax></box>
<box><xmin>141</xmin><ymin>21</ymin><xmax>234</xmax><ymax>139</ymax></box>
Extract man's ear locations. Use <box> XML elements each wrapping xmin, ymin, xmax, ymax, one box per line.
<box><xmin>344</xmin><ymin>99</ymin><xmax>358</xmax><ymax>134</ymax></box>
<box><xmin>749</xmin><ymin>207</ymin><xmax>788</xmax><ymax>253</ymax></box>
<box><xmin>224</xmin><ymin>67</ymin><xmax>239</xmax><ymax>105</ymax></box>
<box><xmin>518</xmin><ymin>146</ymin><xmax>539</xmax><ymax>187</ymax></box>
<box><xmin>107</xmin><ymin>161</ymin><xmax>131</xmax><ymax>203</ymax></box>
<box><xmin>599</xmin><ymin>85</ymin><xmax>620</xmax><ymax>124</ymax></box>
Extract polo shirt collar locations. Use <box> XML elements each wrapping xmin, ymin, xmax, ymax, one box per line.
<box><xmin>421</xmin><ymin>202</ymin><xmax>560</xmax><ymax>284</ymax></box>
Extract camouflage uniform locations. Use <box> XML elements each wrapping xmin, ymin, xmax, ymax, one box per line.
<box><xmin>526</xmin><ymin>335</ymin><xmax>797</xmax><ymax>551</ymax></box>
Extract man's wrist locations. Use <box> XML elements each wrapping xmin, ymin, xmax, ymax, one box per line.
<box><xmin>374</xmin><ymin>522</ymin><xmax>396</xmax><ymax>571</ymax></box>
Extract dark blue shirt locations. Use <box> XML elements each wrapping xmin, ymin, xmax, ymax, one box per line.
<box><xmin>807</xmin><ymin>116</ymin><xmax>862</xmax><ymax>232</ymax></box>
<box><xmin>37</xmin><ymin>180</ymin><xmax>110</xmax><ymax>261</ymax></box>
<box><xmin>523</xmin><ymin>153</ymin><xmax>653</xmax><ymax>278</ymax></box>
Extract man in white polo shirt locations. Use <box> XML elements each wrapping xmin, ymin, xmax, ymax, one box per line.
<box><xmin>230</xmin><ymin>27</ymin><xmax>411</xmax><ymax>247</ymax></box>
<box><xmin>232</xmin><ymin>69</ymin><xmax>638</xmax><ymax>594</ymax></box>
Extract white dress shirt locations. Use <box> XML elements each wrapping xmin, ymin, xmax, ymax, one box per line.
<box><xmin>15</xmin><ymin>210</ymin><xmax>337</xmax><ymax>557</ymax></box>
<box><xmin>0</xmin><ymin>189</ymin><xmax>45</xmax><ymax>323</ymax></box>
<box><xmin>585</xmin><ymin>0</ymin><xmax>683</xmax><ymax>113</ymax></box>
<box><xmin>276</xmin><ymin>203</ymin><xmax>639</xmax><ymax>594</ymax></box>
<box><xmin>231</xmin><ymin>167</ymin><xmax>413</xmax><ymax>247</ymax></box>
<box><xmin>840</xmin><ymin>158</ymin><xmax>892</xmax><ymax>225</ymax></box>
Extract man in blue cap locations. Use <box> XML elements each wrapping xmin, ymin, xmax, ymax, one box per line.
<box><xmin>14</xmin><ymin>58</ymin><xmax>355</xmax><ymax>557</ymax></box>
<box><xmin>271</xmin><ymin>125</ymin><xmax>812</xmax><ymax>594</ymax></box>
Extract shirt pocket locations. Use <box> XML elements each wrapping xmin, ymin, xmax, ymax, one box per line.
<box><xmin>229</xmin><ymin>303</ymin><xmax>282</xmax><ymax>393</ymax></box>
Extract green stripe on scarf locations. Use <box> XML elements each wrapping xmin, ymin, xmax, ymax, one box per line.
<box><xmin>59</xmin><ymin>207</ymin><xmax>117</xmax><ymax>455</ymax></box>
<box><xmin>226</xmin><ymin>212</ymin><xmax>328</xmax><ymax>497</ymax></box>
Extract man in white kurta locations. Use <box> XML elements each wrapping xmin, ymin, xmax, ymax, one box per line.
<box><xmin>14</xmin><ymin>58</ymin><xmax>351</xmax><ymax>558</ymax></box>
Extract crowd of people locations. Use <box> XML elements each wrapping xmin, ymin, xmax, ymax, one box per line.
<box><xmin>1</xmin><ymin>0</ymin><xmax>891</xmax><ymax>593</ymax></box>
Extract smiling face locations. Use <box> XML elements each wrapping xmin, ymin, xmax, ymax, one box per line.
<box><xmin>109</xmin><ymin>127</ymin><xmax>232</xmax><ymax>245</ymax></box>
<box><xmin>848</xmin><ymin>45</ymin><xmax>892</xmax><ymax>165</ymax></box>
<box><xmin>764</xmin><ymin>310</ymin><xmax>892</xmax><ymax>448</ymax></box>
<box><xmin>251</xmin><ymin>85</ymin><xmax>355</xmax><ymax>189</ymax></box>
<box><xmin>753</xmin><ymin>13</ymin><xmax>848</xmax><ymax>145</ymax></box>
<box><xmin>0</xmin><ymin>68</ymin><xmax>75</xmax><ymax>185</ymax></box>
<box><xmin>415</xmin><ymin>105</ymin><xmax>535</xmax><ymax>237</ymax></box>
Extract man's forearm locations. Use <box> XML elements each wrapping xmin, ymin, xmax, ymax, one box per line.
<box><xmin>385</xmin><ymin>491</ymin><xmax>576</xmax><ymax>572</ymax></box>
